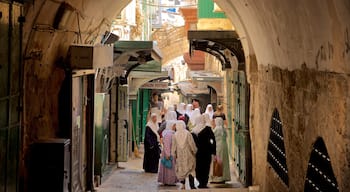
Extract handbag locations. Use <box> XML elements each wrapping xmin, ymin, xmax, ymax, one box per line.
<box><xmin>161</xmin><ymin>156</ymin><xmax>173</xmax><ymax>169</ymax></box>
<box><xmin>213</xmin><ymin>156</ymin><xmax>223</xmax><ymax>177</ymax></box>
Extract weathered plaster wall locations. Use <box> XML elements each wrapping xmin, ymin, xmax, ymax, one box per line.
<box><xmin>215</xmin><ymin>0</ymin><xmax>350</xmax><ymax>191</ymax></box>
<box><xmin>23</xmin><ymin>0</ymin><xmax>129</xmax><ymax>139</ymax></box>
<box><xmin>250</xmin><ymin>64</ymin><xmax>350</xmax><ymax>191</ymax></box>
<box><xmin>151</xmin><ymin>26</ymin><xmax>188</xmax><ymax>65</ymax></box>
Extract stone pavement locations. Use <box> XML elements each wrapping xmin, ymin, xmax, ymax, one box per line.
<box><xmin>95</xmin><ymin>145</ymin><xmax>248</xmax><ymax>192</ymax></box>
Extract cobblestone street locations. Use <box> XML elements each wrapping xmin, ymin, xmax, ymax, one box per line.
<box><xmin>95</xmin><ymin>145</ymin><xmax>246</xmax><ymax>192</ymax></box>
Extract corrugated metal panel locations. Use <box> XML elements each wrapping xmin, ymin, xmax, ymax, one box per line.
<box><xmin>198</xmin><ymin>0</ymin><xmax>226</xmax><ymax>19</ymax></box>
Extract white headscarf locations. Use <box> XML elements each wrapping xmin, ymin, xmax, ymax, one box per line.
<box><xmin>167</xmin><ymin>105</ymin><xmax>175</xmax><ymax>112</ymax></box>
<box><xmin>185</xmin><ymin>104</ymin><xmax>193</xmax><ymax>117</ymax></box>
<box><xmin>165</xmin><ymin>111</ymin><xmax>177</xmax><ymax>121</ymax></box>
<box><xmin>146</xmin><ymin>113</ymin><xmax>160</xmax><ymax>142</ymax></box>
<box><xmin>192</xmin><ymin>114</ymin><xmax>206</xmax><ymax>135</ymax></box>
<box><xmin>205</xmin><ymin>104</ymin><xmax>214</xmax><ymax>120</ymax></box>
<box><xmin>162</xmin><ymin>120</ymin><xmax>176</xmax><ymax>137</ymax></box>
<box><xmin>177</xmin><ymin>103</ymin><xmax>186</xmax><ymax>115</ymax></box>
<box><xmin>203</xmin><ymin>113</ymin><xmax>212</xmax><ymax>127</ymax></box>
<box><xmin>174</xmin><ymin>120</ymin><xmax>188</xmax><ymax>148</ymax></box>
<box><xmin>190</xmin><ymin>108</ymin><xmax>201</xmax><ymax>126</ymax></box>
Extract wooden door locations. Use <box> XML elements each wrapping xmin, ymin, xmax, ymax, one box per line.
<box><xmin>0</xmin><ymin>2</ymin><xmax>22</xmax><ymax>191</ymax></box>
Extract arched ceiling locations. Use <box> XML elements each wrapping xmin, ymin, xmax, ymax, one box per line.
<box><xmin>215</xmin><ymin>0</ymin><xmax>350</xmax><ymax>73</ymax></box>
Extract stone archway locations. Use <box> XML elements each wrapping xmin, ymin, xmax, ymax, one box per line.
<box><xmin>15</xmin><ymin>1</ymin><xmax>350</xmax><ymax>191</ymax></box>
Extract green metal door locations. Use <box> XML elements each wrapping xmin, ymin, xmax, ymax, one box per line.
<box><xmin>140</xmin><ymin>89</ymin><xmax>150</xmax><ymax>142</ymax></box>
<box><xmin>94</xmin><ymin>93</ymin><xmax>110</xmax><ymax>177</ymax></box>
<box><xmin>132</xmin><ymin>89</ymin><xmax>151</xmax><ymax>146</ymax></box>
<box><xmin>233</xmin><ymin>71</ymin><xmax>252</xmax><ymax>186</ymax></box>
<box><xmin>0</xmin><ymin>2</ymin><xmax>22</xmax><ymax>192</ymax></box>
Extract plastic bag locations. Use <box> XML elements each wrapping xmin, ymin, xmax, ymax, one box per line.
<box><xmin>161</xmin><ymin>156</ymin><xmax>173</xmax><ymax>169</ymax></box>
<box><xmin>213</xmin><ymin>156</ymin><xmax>223</xmax><ymax>177</ymax></box>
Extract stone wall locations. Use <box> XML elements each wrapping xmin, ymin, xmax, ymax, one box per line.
<box><xmin>22</xmin><ymin>0</ymin><xmax>129</xmax><ymax>141</ymax></box>
<box><xmin>214</xmin><ymin>0</ymin><xmax>350</xmax><ymax>191</ymax></box>
<box><xmin>151</xmin><ymin>26</ymin><xmax>188</xmax><ymax>65</ymax></box>
<box><xmin>250</xmin><ymin>64</ymin><xmax>350</xmax><ymax>191</ymax></box>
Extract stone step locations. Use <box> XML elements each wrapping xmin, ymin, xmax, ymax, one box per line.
<box><xmin>159</xmin><ymin>185</ymin><xmax>259</xmax><ymax>192</ymax></box>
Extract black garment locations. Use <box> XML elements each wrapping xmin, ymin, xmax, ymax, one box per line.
<box><xmin>143</xmin><ymin>126</ymin><xmax>160</xmax><ymax>173</ymax></box>
<box><xmin>158</xmin><ymin>120</ymin><xmax>166</xmax><ymax>138</ymax></box>
<box><xmin>195</xmin><ymin>126</ymin><xmax>216</xmax><ymax>188</ymax></box>
<box><xmin>176</xmin><ymin>110</ymin><xmax>181</xmax><ymax>119</ymax></box>
<box><xmin>178</xmin><ymin>113</ymin><xmax>190</xmax><ymax>126</ymax></box>
<box><xmin>180</xmin><ymin>174</ymin><xmax>196</xmax><ymax>189</ymax></box>
<box><xmin>213</xmin><ymin>113</ymin><xmax>226</xmax><ymax>120</ymax></box>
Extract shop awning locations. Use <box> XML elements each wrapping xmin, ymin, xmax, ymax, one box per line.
<box><xmin>188</xmin><ymin>30</ymin><xmax>245</xmax><ymax>70</ymax></box>
<box><xmin>113</xmin><ymin>41</ymin><xmax>162</xmax><ymax>78</ymax></box>
<box><xmin>183</xmin><ymin>51</ymin><xmax>205</xmax><ymax>71</ymax></box>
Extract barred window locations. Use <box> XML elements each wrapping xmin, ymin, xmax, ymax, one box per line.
<box><xmin>267</xmin><ymin>109</ymin><xmax>289</xmax><ymax>186</ymax></box>
<box><xmin>304</xmin><ymin>137</ymin><xmax>339</xmax><ymax>192</ymax></box>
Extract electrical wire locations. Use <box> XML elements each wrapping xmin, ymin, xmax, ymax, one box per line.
<box><xmin>139</xmin><ymin>1</ymin><xmax>197</xmax><ymax>8</ymax></box>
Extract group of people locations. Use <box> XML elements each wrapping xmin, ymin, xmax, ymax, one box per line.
<box><xmin>143</xmin><ymin>98</ymin><xmax>231</xmax><ymax>189</ymax></box>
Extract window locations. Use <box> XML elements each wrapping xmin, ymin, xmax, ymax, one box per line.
<box><xmin>267</xmin><ymin>109</ymin><xmax>289</xmax><ymax>186</ymax></box>
<box><xmin>304</xmin><ymin>137</ymin><xmax>339</xmax><ymax>192</ymax></box>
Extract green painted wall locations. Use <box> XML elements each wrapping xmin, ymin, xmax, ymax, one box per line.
<box><xmin>198</xmin><ymin>0</ymin><xmax>226</xmax><ymax>19</ymax></box>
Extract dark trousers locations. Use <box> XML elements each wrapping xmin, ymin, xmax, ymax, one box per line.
<box><xmin>196</xmin><ymin>156</ymin><xmax>211</xmax><ymax>188</ymax></box>
<box><xmin>180</xmin><ymin>174</ymin><xmax>195</xmax><ymax>189</ymax></box>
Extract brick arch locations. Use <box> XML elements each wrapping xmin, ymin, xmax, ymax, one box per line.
<box><xmin>151</xmin><ymin>26</ymin><xmax>189</xmax><ymax>65</ymax></box>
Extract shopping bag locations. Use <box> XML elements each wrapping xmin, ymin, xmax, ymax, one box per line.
<box><xmin>161</xmin><ymin>156</ymin><xmax>173</xmax><ymax>169</ymax></box>
<box><xmin>213</xmin><ymin>156</ymin><xmax>223</xmax><ymax>177</ymax></box>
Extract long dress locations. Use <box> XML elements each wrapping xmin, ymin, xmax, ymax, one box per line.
<box><xmin>158</xmin><ymin>127</ymin><xmax>177</xmax><ymax>185</ymax></box>
<box><xmin>172</xmin><ymin>121</ymin><xmax>197</xmax><ymax>181</ymax></box>
<box><xmin>143</xmin><ymin>126</ymin><xmax>161</xmax><ymax>173</ymax></box>
<box><xmin>195</xmin><ymin>126</ymin><xmax>216</xmax><ymax>188</ymax></box>
<box><xmin>210</xmin><ymin>118</ymin><xmax>231</xmax><ymax>182</ymax></box>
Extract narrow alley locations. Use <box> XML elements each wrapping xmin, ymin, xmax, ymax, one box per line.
<box><xmin>1</xmin><ymin>0</ymin><xmax>349</xmax><ymax>192</ymax></box>
<box><xmin>95</xmin><ymin>145</ymin><xmax>245</xmax><ymax>192</ymax></box>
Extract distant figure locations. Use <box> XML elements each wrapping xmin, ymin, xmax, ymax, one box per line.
<box><xmin>158</xmin><ymin>120</ymin><xmax>177</xmax><ymax>185</ymax></box>
<box><xmin>192</xmin><ymin>114</ymin><xmax>216</xmax><ymax>188</ymax></box>
<box><xmin>205</xmin><ymin>104</ymin><xmax>214</xmax><ymax>120</ymax></box>
<box><xmin>158</xmin><ymin>110</ymin><xmax>177</xmax><ymax>140</ymax></box>
<box><xmin>150</xmin><ymin>93</ymin><xmax>164</xmax><ymax>124</ymax></box>
<box><xmin>172</xmin><ymin>120</ymin><xmax>197</xmax><ymax>189</ymax></box>
<box><xmin>192</xmin><ymin>99</ymin><xmax>201</xmax><ymax>112</ymax></box>
<box><xmin>177</xmin><ymin>103</ymin><xmax>189</xmax><ymax>124</ymax></box>
<box><xmin>213</xmin><ymin>105</ymin><xmax>228</xmax><ymax>127</ymax></box>
<box><xmin>189</xmin><ymin>108</ymin><xmax>201</xmax><ymax>131</ymax></box>
<box><xmin>143</xmin><ymin>113</ymin><xmax>161</xmax><ymax>173</ymax></box>
<box><xmin>210</xmin><ymin>117</ymin><xmax>231</xmax><ymax>183</ymax></box>
<box><xmin>185</xmin><ymin>104</ymin><xmax>193</xmax><ymax>122</ymax></box>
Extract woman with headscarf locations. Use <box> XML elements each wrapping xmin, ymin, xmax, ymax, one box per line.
<box><xmin>185</xmin><ymin>104</ymin><xmax>193</xmax><ymax>119</ymax></box>
<box><xmin>172</xmin><ymin>120</ymin><xmax>197</xmax><ymax>189</ymax></box>
<box><xmin>209</xmin><ymin>117</ymin><xmax>231</xmax><ymax>183</ymax></box>
<box><xmin>203</xmin><ymin>113</ymin><xmax>213</xmax><ymax>128</ymax></box>
<box><xmin>176</xmin><ymin>103</ymin><xmax>189</xmax><ymax>125</ymax></box>
<box><xmin>189</xmin><ymin>108</ymin><xmax>201</xmax><ymax>131</ymax></box>
<box><xmin>192</xmin><ymin>114</ymin><xmax>216</xmax><ymax>188</ymax></box>
<box><xmin>143</xmin><ymin>113</ymin><xmax>161</xmax><ymax>173</ymax></box>
<box><xmin>158</xmin><ymin>120</ymin><xmax>177</xmax><ymax>185</ymax></box>
<box><xmin>158</xmin><ymin>110</ymin><xmax>178</xmax><ymax>138</ymax></box>
<box><xmin>205</xmin><ymin>104</ymin><xmax>214</xmax><ymax>120</ymax></box>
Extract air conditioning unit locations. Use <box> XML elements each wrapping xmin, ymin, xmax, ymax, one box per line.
<box><xmin>69</xmin><ymin>44</ymin><xmax>113</xmax><ymax>69</ymax></box>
